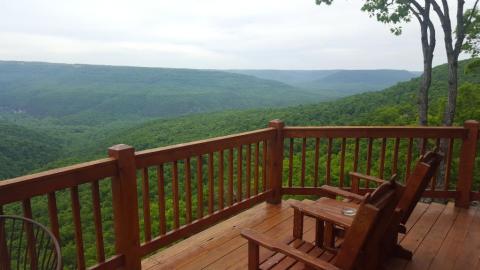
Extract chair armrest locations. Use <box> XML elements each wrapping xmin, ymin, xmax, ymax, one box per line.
<box><xmin>241</xmin><ymin>229</ymin><xmax>341</xmax><ymax>270</ymax></box>
<box><xmin>319</xmin><ymin>185</ymin><xmax>366</xmax><ymax>202</ymax></box>
<box><xmin>350</xmin><ymin>172</ymin><xmax>398</xmax><ymax>193</ymax></box>
<box><xmin>349</xmin><ymin>172</ymin><xmax>388</xmax><ymax>185</ymax></box>
<box><xmin>290</xmin><ymin>201</ymin><xmax>353</xmax><ymax>228</ymax></box>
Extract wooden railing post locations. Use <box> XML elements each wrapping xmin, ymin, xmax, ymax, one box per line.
<box><xmin>456</xmin><ymin>120</ymin><xmax>479</xmax><ymax>208</ymax></box>
<box><xmin>109</xmin><ymin>144</ymin><xmax>141</xmax><ymax>270</ymax></box>
<box><xmin>267</xmin><ymin>120</ymin><xmax>285</xmax><ymax>204</ymax></box>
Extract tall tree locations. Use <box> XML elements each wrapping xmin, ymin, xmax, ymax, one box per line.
<box><xmin>316</xmin><ymin>0</ymin><xmax>436</xmax><ymax>126</ymax></box>
<box><xmin>430</xmin><ymin>0</ymin><xmax>479</xmax><ymax>126</ymax></box>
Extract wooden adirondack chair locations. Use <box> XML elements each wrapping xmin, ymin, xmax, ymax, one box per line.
<box><xmin>295</xmin><ymin>150</ymin><xmax>443</xmax><ymax>265</ymax></box>
<box><xmin>241</xmin><ymin>180</ymin><xmax>399</xmax><ymax>270</ymax></box>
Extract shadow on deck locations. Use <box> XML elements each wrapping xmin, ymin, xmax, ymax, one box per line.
<box><xmin>142</xmin><ymin>200</ymin><xmax>480</xmax><ymax>270</ymax></box>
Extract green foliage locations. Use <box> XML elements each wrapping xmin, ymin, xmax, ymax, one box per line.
<box><xmin>463</xmin><ymin>8</ymin><xmax>480</xmax><ymax>57</ymax></box>
<box><xmin>316</xmin><ymin>0</ymin><xmax>412</xmax><ymax>35</ymax></box>
<box><xmin>0</xmin><ymin>120</ymin><xmax>62</xmax><ymax>179</ymax></box>
<box><xmin>465</xmin><ymin>58</ymin><xmax>480</xmax><ymax>73</ymax></box>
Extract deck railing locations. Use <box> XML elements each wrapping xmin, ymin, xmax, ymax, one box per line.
<box><xmin>0</xmin><ymin>120</ymin><xmax>478</xmax><ymax>269</ymax></box>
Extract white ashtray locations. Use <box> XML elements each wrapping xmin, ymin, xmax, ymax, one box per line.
<box><xmin>341</xmin><ymin>208</ymin><xmax>357</xmax><ymax>216</ymax></box>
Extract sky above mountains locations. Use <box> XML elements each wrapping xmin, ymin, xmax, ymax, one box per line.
<box><xmin>0</xmin><ymin>0</ymin><xmax>476</xmax><ymax>70</ymax></box>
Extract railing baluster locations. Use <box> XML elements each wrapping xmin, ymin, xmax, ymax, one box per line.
<box><xmin>431</xmin><ymin>138</ymin><xmax>441</xmax><ymax>191</ymax></box>
<box><xmin>421</xmin><ymin>138</ymin><xmax>428</xmax><ymax>155</ymax></box>
<box><xmin>197</xmin><ymin>156</ymin><xmax>203</xmax><ymax>219</ymax></box>
<box><xmin>71</xmin><ymin>186</ymin><xmax>86</xmax><ymax>269</ymax></box>
<box><xmin>246</xmin><ymin>144</ymin><xmax>251</xmax><ymax>198</ymax></box>
<box><xmin>172</xmin><ymin>161</ymin><xmax>180</xmax><ymax>229</ymax></box>
<box><xmin>157</xmin><ymin>164</ymin><xmax>166</xmax><ymax>234</ymax></box>
<box><xmin>353</xmin><ymin>138</ymin><xmax>359</xmax><ymax>173</ymax></box>
<box><xmin>392</xmin><ymin>138</ymin><xmax>400</xmax><ymax>175</ymax></box>
<box><xmin>22</xmin><ymin>199</ymin><xmax>37</xmax><ymax>270</ymax></box>
<box><xmin>237</xmin><ymin>145</ymin><xmax>243</xmax><ymax>202</ymax></box>
<box><xmin>219</xmin><ymin>151</ymin><xmax>224</xmax><ymax>210</ymax></box>
<box><xmin>254</xmin><ymin>143</ymin><xmax>259</xmax><ymax>195</ymax></box>
<box><xmin>444</xmin><ymin>138</ymin><xmax>454</xmax><ymax>191</ymax></box>
<box><xmin>340</xmin><ymin>138</ymin><xmax>346</xmax><ymax>188</ymax></box>
<box><xmin>47</xmin><ymin>192</ymin><xmax>60</xmax><ymax>241</ymax></box>
<box><xmin>288</xmin><ymin>138</ymin><xmax>294</xmax><ymax>187</ymax></box>
<box><xmin>262</xmin><ymin>140</ymin><xmax>267</xmax><ymax>191</ymax></box>
<box><xmin>141</xmin><ymin>168</ymin><xmax>152</xmax><ymax>241</ymax></box>
<box><xmin>406</xmin><ymin>138</ymin><xmax>413</xmax><ymax>182</ymax></box>
<box><xmin>0</xmin><ymin>206</ymin><xmax>9</xmax><ymax>270</ymax></box>
<box><xmin>326</xmin><ymin>138</ymin><xmax>332</xmax><ymax>185</ymax></box>
<box><xmin>228</xmin><ymin>149</ymin><xmax>234</xmax><ymax>206</ymax></box>
<box><xmin>379</xmin><ymin>138</ymin><xmax>386</xmax><ymax>179</ymax></box>
<box><xmin>314</xmin><ymin>138</ymin><xmax>320</xmax><ymax>187</ymax></box>
<box><xmin>91</xmin><ymin>180</ymin><xmax>105</xmax><ymax>262</ymax></box>
<box><xmin>366</xmin><ymin>138</ymin><xmax>373</xmax><ymax>188</ymax></box>
<box><xmin>208</xmin><ymin>153</ymin><xmax>214</xmax><ymax>214</ymax></box>
<box><xmin>301</xmin><ymin>138</ymin><xmax>307</xmax><ymax>187</ymax></box>
<box><xmin>185</xmin><ymin>158</ymin><xmax>192</xmax><ymax>223</ymax></box>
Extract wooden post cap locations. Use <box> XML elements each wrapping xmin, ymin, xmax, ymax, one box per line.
<box><xmin>269</xmin><ymin>119</ymin><xmax>285</xmax><ymax>129</ymax></box>
<box><xmin>108</xmin><ymin>144</ymin><xmax>134</xmax><ymax>156</ymax></box>
<box><xmin>464</xmin><ymin>120</ymin><xmax>480</xmax><ymax>127</ymax></box>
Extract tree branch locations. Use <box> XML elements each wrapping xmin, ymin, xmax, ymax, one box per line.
<box><xmin>409</xmin><ymin>0</ymin><xmax>426</xmax><ymax>15</ymax></box>
<box><xmin>410</xmin><ymin>6</ymin><xmax>423</xmax><ymax>23</ymax></box>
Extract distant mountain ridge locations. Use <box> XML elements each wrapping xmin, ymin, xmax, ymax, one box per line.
<box><xmin>228</xmin><ymin>69</ymin><xmax>420</xmax><ymax>96</ymax></box>
<box><xmin>0</xmin><ymin>61</ymin><xmax>329</xmax><ymax>125</ymax></box>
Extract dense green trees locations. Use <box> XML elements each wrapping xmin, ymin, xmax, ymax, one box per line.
<box><xmin>1</xmin><ymin>59</ymin><xmax>479</xmax><ymax>268</ymax></box>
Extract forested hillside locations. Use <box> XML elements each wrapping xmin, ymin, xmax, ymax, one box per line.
<box><xmin>0</xmin><ymin>61</ymin><xmax>328</xmax><ymax>125</ymax></box>
<box><xmin>0</xmin><ymin>120</ymin><xmax>62</xmax><ymax>178</ymax></box>
<box><xmin>40</xmin><ymin>59</ymin><xmax>480</xmax><ymax>169</ymax></box>
<box><xmin>1</xmin><ymin>60</ymin><xmax>478</xmax><ymax>178</ymax></box>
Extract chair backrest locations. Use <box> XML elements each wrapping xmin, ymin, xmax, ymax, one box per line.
<box><xmin>398</xmin><ymin>150</ymin><xmax>443</xmax><ymax>224</ymax></box>
<box><xmin>334</xmin><ymin>180</ymin><xmax>398</xmax><ymax>270</ymax></box>
<box><xmin>0</xmin><ymin>215</ymin><xmax>62</xmax><ymax>270</ymax></box>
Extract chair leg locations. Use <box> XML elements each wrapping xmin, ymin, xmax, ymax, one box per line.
<box><xmin>324</xmin><ymin>222</ymin><xmax>335</xmax><ymax>248</ymax></box>
<box><xmin>248</xmin><ymin>241</ymin><xmax>260</xmax><ymax>270</ymax></box>
<box><xmin>293</xmin><ymin>209</ymin><xmax>303</xmax><ymax>239</ymax></box>
<box><xmin>315</xmin><ymin>219</ymin><xmax>324</xmax><ymax>247</ymax></box>
<box><xmin>393</xmin><ymin>244</ymin><xmax>413</xmax><ymax>260</ymax></box>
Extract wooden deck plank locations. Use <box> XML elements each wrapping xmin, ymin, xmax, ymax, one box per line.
<box><xmin>451</xmin><ymin>205</ymin><xmax>480</xmax><ymax>269</ymax></box>
<box><xmin>398</xmin><ymin>202</ymin><xmax>429</xmax><ymax>242</ymax></box>
<box><xmin>428</xmin><ymin>206</ymin><xmax>477</xmax><ymax>270</ymax></box>
<box><xmin>385</xmin><ymin>202</ymin><xmax>445</xmax><ymax>270</ymax></box>
<box><xmin>403</xmin><ymin>202</ymin><xmax>459</xmax><ymax>270</ymax></box>
<box><xmin>151</xmin><ymin>201</ymin><xmax>293</xmax><ymax>269</ymax></box>
<box><xmin>204</xmin><ymin>203</ymin><xmax>316</xmax><ymax>270</ymax></box>
<box><xmin>142</xmin><ymin>201</ymin><xmax>480</xmax><ymax>270</ymax></box>
<box><xmin>192</xmin><ymin>208</ymin><xmax>301</xmax><ymax>270</ymax></box>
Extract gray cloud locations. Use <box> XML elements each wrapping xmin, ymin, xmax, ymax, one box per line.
<box><xmin>0</xmin><ymin>0</ymin><xmax>476</xmax><ymax>70</ymax></box>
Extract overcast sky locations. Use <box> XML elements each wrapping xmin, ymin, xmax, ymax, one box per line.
<box><xmin>0</xmin><ymin>0</ymin><xmax>477</xmax><ymax>70</ymax></box>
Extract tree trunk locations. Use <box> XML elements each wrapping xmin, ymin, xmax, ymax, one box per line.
<box><xmin>443</xmin><ymin>56</ymin><xmax>459</xmax><ymax>126</ymax></box>
<box><xmin>419</xmin><ymin>54</ymin><xmax>433</xmax><ymax>126</ymax></box>
<box><xmin>417</xmin><ymin>6</ymin><xmax>435</xmax><ymax>127</ymax></box>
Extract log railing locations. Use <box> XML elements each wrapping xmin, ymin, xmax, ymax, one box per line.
<box><xmin>0</xmin><ymin>158</ymin><xmax>125</xmax><ymax>270</ymax></box>
<box><xmin>0</xmin><ymin>120</ymin><xmax>478</xmax><ymax>269</ymax></box>
<box><xmin>134</xmin><ymin>127</ymin><xmax>276</xmax><ymax>258</ymax></box>
<box><xmin>278</xmin><ymin>120</ymin><xmax>480</xmax><ymax>207</ymax></box>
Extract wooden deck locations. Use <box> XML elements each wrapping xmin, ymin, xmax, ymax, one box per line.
<box><xmin>142</xmin><ymin>199</ymin><xmax>480</xmax><ymax>270</ymax></box>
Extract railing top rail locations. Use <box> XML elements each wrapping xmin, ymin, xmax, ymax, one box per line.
<box><xmin>284</xmin><ymin>126</ymin><xmax>468</xmax><ymax>138</ymax></box>
<box><xmin>0</xmin><ymin>158</ymin><xmax>118</xmax><ymax>205</ymax></box>
<box><xmin>135</xmin><ymin>127</ymin><xmax>276</xmax><ymax>169</ymax></box>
